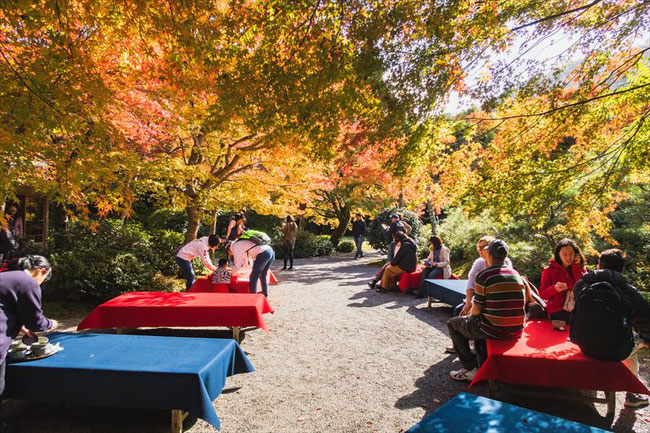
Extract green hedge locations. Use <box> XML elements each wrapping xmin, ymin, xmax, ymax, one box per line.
<box><xmin>46</xmin><ymin>220</ymin><xmax>179</xmax><ymax>301</ymax></box>
<box><xmin>272</xmin><ymin>230</ymin><xmax>334</xmax><ymax>259</ymax></box>
<box><xmin>336</xmin><ymin>240</ymin><xmax>355</xmax><ymax>253</ymax></box>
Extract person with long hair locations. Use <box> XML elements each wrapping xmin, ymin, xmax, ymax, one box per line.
<box><xmin>281</xmin><ymin>215</ymin><xmax>298</xmax><ymax>270</ymax></box>
<box><xmin>540</xmin><ymin>238</ymin><xmax>587</xmax><ymax>330</ymax></box>
<box><xmin>416</xmin><ymin>235</ymin><xmax>452</xmax><ymax>296</ymax></box>
<box><xmin>0</xmin><ymin>255</ymin><xmax>58</xmax><ymax>429</ymax></box>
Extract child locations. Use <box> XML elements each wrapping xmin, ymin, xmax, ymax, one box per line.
<box><xmin>212</xmin><ymin>259</ymin><xmax>232</xmax><ymax>285</ymax></box>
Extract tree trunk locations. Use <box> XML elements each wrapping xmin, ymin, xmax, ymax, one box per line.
<box><xmin>210</xmin><ymin>210</ymin><xmax>218</xmax><ymax>235</ymax></box>
<box><xmin>329</xmin><ymin>205</ymin><xmax>351</xmax><ymax>247</ymax></box>
<box><xmin>185</xmin><ymin>204</ymin><xmax>201</xmax><ymax>244</ymax></box>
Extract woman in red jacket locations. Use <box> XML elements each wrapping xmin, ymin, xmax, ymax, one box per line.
<box><xmin>540</xmin><ymin>238</ymin><xmax>587</xmax><ymax>330</ymax></box>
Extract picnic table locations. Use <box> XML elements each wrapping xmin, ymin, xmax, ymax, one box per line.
<box><xmin>420</xmin><ymin>278</ymin><xmax>465</xmax><ymax>308</ymax></box>
<box><xmin>470</xmin><ymin>320</ymin><xmax>650</xmax><ymax>415</ymax></box>
<box><xmin>4</xmin><ymin>332</ymin><xmax>254</xmax><ymax>432</ymax></box>
<box><xmin>77</xmin><ymin>292</ymin><xmax>274</xmax><ymax>342</ymax></box>
<box><xmin>406</xmin><ymin>392</ymin><xmax>611</xmax><ymax>432</ymax></box>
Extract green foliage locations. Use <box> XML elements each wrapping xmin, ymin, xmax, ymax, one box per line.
<box><xmin>148</xmin><ymin>230</ymin><xmax>185</xmax><ymax>276</ymax></box>
<box><xmin>46</xmin><ymin>220</ymin><xmax>171</xmax><ymax>301</ymax></box>
<box><xmin>147</xmin><ymin>209</ymin><xmax>189</xmax><ymax>232</ymax></box>
<box><xmin>367</xmin><ymin>208</ymin><xmax>422</xmax><ymax>252</ymax></box>
<box><xmin>272</xmin><ymin>230</ymin><xmax>334</xmax><ymax>259</ymax></box>
<box><xmin>336</xmin><ymin>240</ymin><xmax>355</xmax><ymax>253</ymax></box>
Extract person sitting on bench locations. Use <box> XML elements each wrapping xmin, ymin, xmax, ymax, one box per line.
<box><xmin>446</xmin><ymin>239</ymin><xmax>526</xmax><ymax>382</ymax></box>
<box><xmin>571</xmin><ymin>248</ymin><xmax>650</xmax><ymax>409</ymax></box>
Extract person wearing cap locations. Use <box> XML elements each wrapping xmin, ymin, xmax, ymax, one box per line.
<box><xmin>175</xmin><ymin>234</ymin><xmax>222</xmax><ymax>290</ymax></box>
<box><xmin>447</xmin><ymin>239</ymin><xmax>526</xmax><ymax>382</ymax></box>
<box><xmin>382</xmin><ymin>213</ymin><xmax>405</xmax><ymax>261</ymax></box>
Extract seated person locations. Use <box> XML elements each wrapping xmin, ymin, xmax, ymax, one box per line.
<box><xmin>447</xmin><ymin>239</ymin><xmax>526</xmax><ymax>381</ymax></box>
<box><xmin>540</xmin><ymin>238</ymin><xmax>587</xmax><ymax>330</ymax></box>
<box><xmin>571</xmin><ymin>249</ymin><xmax>650</xmax><ymax>409</ymax></box>
<box><xmin>452</xmin><ymin>236</ymin><xmax>513</xmax><ymax>316</ymax></box>
<box><xmin>416</xmin><ymin>235</ymin><xmax>451</xmax><ymax>297</ymax></box>
<box><xmin>378</xmin><ymin>232</ymin><xmax>417</xmax><ymax>292</ymax></box>
<box><xmin>212</xmin><ymin>259</ymin><xmax>232</xmax><ymax>285</ymax></box>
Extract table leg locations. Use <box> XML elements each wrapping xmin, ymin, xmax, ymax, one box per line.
<box><xmin>605</xmin><ymin>391</ymin><xmax>616</xmax><ymax>416</ymax></box>
<box><xmin>171</xmin><ymin>410</ymin><xmax>188</xmax><ymax>433</ymax></box>
<box><xmin>427</xmin><ymin>296</ymin><xmax>433</xmax><ymax>308</ymax></box>
<box><xmin>232</xmin><ymin>326</ymin><xmax>241</xmax><ymax>343</ymax></box>
<box><xmin>489</xmin><ymin>380</ymin><xmax>497</xmax><ymax>399</ymax></box>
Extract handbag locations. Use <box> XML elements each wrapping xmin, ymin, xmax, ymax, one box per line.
<box><xmin>563</xmin><ymin>289</ymin><xmax>575</xmax><ymax>312</ymax></box>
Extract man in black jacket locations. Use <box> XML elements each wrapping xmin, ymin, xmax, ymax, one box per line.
<box><xmin>378</xmin><ymin>232</ymin><xmax>417</xmax><ymax>292</ymax></box>
<box><xmin>352</xmin><ymin>213</ymin><xmax>366</xmax><ymax>259</ymax></box>
<box><xmin>572</xmin><ymin>249</ymin><xmax>650</xmax><ymax>408</ymax></box>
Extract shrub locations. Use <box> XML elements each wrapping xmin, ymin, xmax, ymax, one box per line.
<box><xmin>147</xmin><ymin>209</ymin><xmax>188</xmax><ymax>232</ymax></box>
<box><xmin>273</xmin><ymin>230</ymin><xmax>334</xmax><ymax>258</ymax></box>
<box><xmin>336</xmin><ymin>240</ymin><xmax>355</xmax><ymax>253</ymax></box>
<box><xmin>46</xmin><ymin>219</ymin><xmax>170</xmax><ymax>301</ymax></box>
<box><xmin>367</xmin><ymin>208</ymin><xmax>422</xmax><ymax>253</ymax></box>
<box><xmin>148</xmin><ymin>230</ymin><xmax>185</xmax><ymax>276</ymax></box>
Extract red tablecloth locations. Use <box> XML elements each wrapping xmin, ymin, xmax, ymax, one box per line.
<box><xmin>398</xmin><ymin>266</ymin><xmax>424</xmax><ymax>292</ymax></box>
<box><xmin>470</xmin><ymin>320</ymin><xmax>650</xmax><ymax>394</ymax></box>
<box><xmin>188</xmin><ymin>269</ymin><xmax>279</xmax><ymax>294</ymax></box>
<box><xmin>77</xmin><ymin>292</ymin><xmax>274</xmax><ymax>332</ymax></box>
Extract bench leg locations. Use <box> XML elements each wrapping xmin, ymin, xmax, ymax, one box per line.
<box><xmin>427</xmin><ymin>296</ymin><xmax>433</xmax><ymax>308</ymax></box>
<box><xmin>605</xmin><ymin>391</ymin><xmax>616</xmax><ymax>416</ymax></box>
<box><xmin>171</xmin><ymin>410</ymin><xmax>188</xmax><ymax>433</ymax></box>
<box><xmin>232</xmin><ymin>326</ymin><xmax>241</xmax><ymax>343</ymax></box>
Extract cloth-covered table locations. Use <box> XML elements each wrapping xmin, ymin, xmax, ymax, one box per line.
<box><xmin>470</xmin><ymin>320</ymin><xmax>650</xmax><ymax>415</ymax></box>
<box><xmin>188</xmin><ymin>269</ymin><xmax>278</xmax><ymax>294</ymax></box>
<box><xmin>406</xmin><ymin>392</ymin><xmax>610</xmax><ymax>432</ymax></box>
<box><xmin>78</xmin><ymin>292</ymin><xmax>274</xmax><ymax>341</ymax></box>
<box><xmin>5</xmin><ymin>332</ymin><xmax>254</xmax><ymax>430</ymax></box>
<box><xmin>230</xmin><ymin>269</ymin><xmax>279</xmax><ymax>293</ymax></box>
<box><xmin>421</xmin><ymin>278</ymin><xmax>465</xmax><ymax>308</ymax></box>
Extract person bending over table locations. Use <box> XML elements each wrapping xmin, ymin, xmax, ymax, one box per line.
<box><xmin>447</xmin><ymin>239</ymin><xmax>526</xmax><ymax>382</ymax></box>
<box><xmin>540</xmin><ymin>238</ymin><xmax>587</xmax><ymax>330</ymax></box>
<box><xmin>0</xmin><ymin>255</ymin><xmax>58</xmax><ymax>430</ymax></box>
<box><xmin>229</xmin><ymin>240</ymin><xmax>275</xmax><ymax>297</ymax></box>
<box><xmin>378</xmin><ymin>232</ymin><xmax>417</xmax><ymax>292</ymax></box>
<box><xmin>571</xmin><ymin>248</ymin><xmax>650</xmax><ymax>409</ymax></box>
<box><xmin>175</xmin><ymin>235</ymin><xmax>221</xmax><ymax>290</ymax></box>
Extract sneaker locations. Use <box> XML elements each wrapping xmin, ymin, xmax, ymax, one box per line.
<box><xmin>288</xmin><ymin>267</ymin><xmax>294</xmax><ymax>271</ymax></box>
<box><xmin>449</xmin><ymin>367</ymin><xmax>478</xmax><ymax>382</ymax></box>
<box><xmin>444</xmin><ymin>346</ymin><xmax>456</xmax><ymax>354</ymax></box>
<box><xmin>281</xmin><ymin>267</ymin><xmax>287</xmax><ymax>271</ymax></box>
<box><xmin>625</xmin><ymin>393</ymin><xmax>649</xmax><ymax>408</ymax></box>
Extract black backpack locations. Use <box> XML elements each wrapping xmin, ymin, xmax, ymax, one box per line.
<box><xmin>570</xmin><ymin>280</ymin><xmax>634</xmax><ymax>361</ymax></box>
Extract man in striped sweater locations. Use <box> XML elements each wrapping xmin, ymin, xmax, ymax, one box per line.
<box><xmin>447</xmin><ymin>239</ymin><xmax>526</xmax><ymax>381</ymax></box>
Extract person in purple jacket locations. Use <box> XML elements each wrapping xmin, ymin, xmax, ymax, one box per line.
<box><xmin>0</xmin><ymin>255</ymin><xmax>58</xmax><ymax>428</ymax></box>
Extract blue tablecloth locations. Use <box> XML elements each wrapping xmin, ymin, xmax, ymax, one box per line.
<box><xmin>422</xmin><ymin>279</ymin><xmax>466</xmax><ymax>307</ymax></box>
<box><xmin>407</xmin><ymin>392</ymin><xmax>610</xmax><ymax>432</ymax></box>
<box><xmin>5</xmin><ymin>333</ymin><xmax>254</xmax><ymax>429</ymax></box>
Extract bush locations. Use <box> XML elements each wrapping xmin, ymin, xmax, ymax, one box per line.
<box><xmin>46</xmin><ymin>219</ymin><xmax>170</xmax><ymax>301</ymax></box>
<box><xmin>367</xmin><ymin>208</ymin><xmax>422</xmax><ymax>253</ymax></box>
<box><xmin>148</xmin><ymin>230</ymin><xmax>185</xmax><ymax>276</ymax></box>
<box><xmin>336</xmin><ymin>240</ymin><xmax>355</xmax><ymax>253</ymax></box>
<box><xmin>147</xmin><ymin>209</ymin><xmax>188</xmax><ymax>232</ymax></box>
<box><xmin>273</xmin><ymin>230</ymin><xmax>334</xmax><ymax>259</ymax></box>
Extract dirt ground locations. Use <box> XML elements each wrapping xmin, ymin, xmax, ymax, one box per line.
<box><xmin>4</xmin><ymin>251</ymin><xmax>650</xmax><ymax>432</ymax></box>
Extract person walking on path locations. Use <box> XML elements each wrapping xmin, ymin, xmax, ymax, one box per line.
<box><xmin>352</xmin><ymin>213</ymin><xmax>366</xmax><ymax>259</ymax></box>
<box><xmin>281</xmin><ymin>215</ymin><xmax>298</xmax><ymax>270</ymax></box>
<box><xmin>229</xmin><ymin>239</ymin><xmax>275</xmax><ymax>297</ymax></box>
<box><xmin>175</xmin><ymin>235</ymin><xmax>221</xmax><ymax>290</ymax></box>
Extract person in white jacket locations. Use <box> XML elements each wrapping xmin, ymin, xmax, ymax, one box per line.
<box><xmin>417</xmin><ymin>236</ymin><xmax>452</xmax><ymax>296</ymax></box>
<box><xmin>175</xmin><ymin>235</ymin><xmax>221</xmax><ymax>289</ymax></box>
<box><xmin>228</xmin><ymin>239</ymin><xmax>275</xmax><ymax>297</ymax></box>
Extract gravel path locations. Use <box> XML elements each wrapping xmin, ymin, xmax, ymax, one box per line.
<box><xmin>4</xmin><ymin>252</ymin><xmax>650</xmax><ymax>432</ymax></box>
